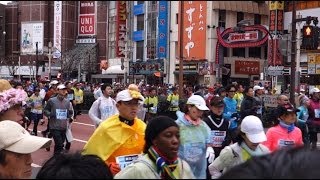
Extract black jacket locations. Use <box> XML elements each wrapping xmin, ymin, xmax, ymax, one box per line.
<box><xmin>240</xmin><ymin>95</ymin><xmax>260</xmax><ymax>119</ymax></box>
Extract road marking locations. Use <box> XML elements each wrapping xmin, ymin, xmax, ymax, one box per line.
<box><xmin>32</xmin><ymin>163</ymin><xmax>41</xmax><ymax>168</ymax></box>
<box><xmin>73</xmin><ymin>121</ymin><xmax>95</xmax><ymax>127</ymax></box>
<box><xmin>28</xmin><ymin>129</ymin><xmax>88</xmax><ymax>144</ymax></box>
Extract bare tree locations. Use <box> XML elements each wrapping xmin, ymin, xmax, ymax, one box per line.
<box><xmin>6</xmin><ymin>55</ymin><xmax>19</xmax><ymax>77</ymax></box>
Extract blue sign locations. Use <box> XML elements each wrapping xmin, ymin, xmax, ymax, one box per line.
<box><xmin>157</xmin><ymin>1</ymin><xmax>168</xmax><ymax>59</ymax></box>
<box><xmin>133</xmin><ymin>4</ymin><xmax>144</xmax><ymax>15</ymax></box>
<box><xmin>133</xmin><ymin>30</ymin><xmax>144</xmax><ymax>42</ymax></box>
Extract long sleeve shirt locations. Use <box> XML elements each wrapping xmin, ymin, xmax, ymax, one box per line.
<box><xmin>89</xmin><ymin>96</ymin><xmax>118</xmax><ymax>127</ymax></box>
<box><xmin>262</xmin><ymin>125</ymin><xmax>303</xmax><ymax>152</ymax></box>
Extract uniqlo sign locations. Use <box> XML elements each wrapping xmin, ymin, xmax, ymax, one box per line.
<box><xmin>79</xmin><ymin>15</ymin><xmax>95</xmax><ymax>35</ymax></box>
<box><xmin>78</xmin><ymin>1</ymin><xmax>96</xmax><ymax>36</ymax></box>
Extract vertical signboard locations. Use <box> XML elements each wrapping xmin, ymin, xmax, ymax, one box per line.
<box><xmin>53</xmin><ymin>1</ymin><xmax>62</xmax><ymax>59</ymax></box>
<box><xmin>21</xmin><ymin>22</ymin><xmax>44</xmax><ymax>55</ymax></box>
<box><xmin>157</xmin><ymin>1</ymin><xmax>168</xmax><ymax>59</ymax></box>
<box><xmin>116</xmin><ymin>1</ymin><xmax>127</xmax><ymax>58</ymax></box>
<box><xmin>178</xmin><ymin>1</ymin><xmax>207</xmax><ymax>60</ymax></box>
<box><xmin>78</xmin><ymin>1</ymin><xmax>96</xmax><ymax>36</ymax></box>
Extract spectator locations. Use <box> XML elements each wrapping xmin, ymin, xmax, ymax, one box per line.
<box><xmin>208</xmin><ymin>115</ymin><xmax>269</xmax><ymax>179</ymax></box>
<box><xmin>36</xmin><ymin>152</ymin><xmax>113</xmax><ymax>179</ymax></box>
<box><xmin>72</xmin><ymin>82</ymin><xmax>84</xmax><ymax>117</ymax></box>
<box><xmin>82</xmin><ymin>84</ymin><xmax>146</xmax><ymax>176</ymax></box>
<box><xmin>240</xmin><ymin>86</ymin><xmax>259</xmax><ymax>120</ymax></box>
<box><xmin>114</xmin><ymin>116</ymin><xmax>195</xmax><ymax>179</ymax></box>
<box><xmin>0</xmin><ymin>120</ymin><xmax>51</xmax><ymax>179</ymax></box>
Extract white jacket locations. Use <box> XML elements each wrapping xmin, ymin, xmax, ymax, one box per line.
<box><xmin>209</xmin><ymin>142</ymin><xmax>270</xmax><ymax>179</ymax></box>
<box><xmin>89</xmin><ymin>96</ymin><xmax>118</xmax><ymax>127</ymax></box>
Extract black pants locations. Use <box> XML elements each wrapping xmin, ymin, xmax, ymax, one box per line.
<box><xmin>50</xmin><ymin>129</ymin><xmax>67</xmax><ymax>155</ymax></box>
<box><xmin>31</xmin><ymin>113</ymin><xmax>43</xmax><ymax>136</ymax></box>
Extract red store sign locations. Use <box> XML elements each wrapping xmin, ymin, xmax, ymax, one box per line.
<box><xmin>235</xmin><ymin>60</ymin><xmax>260</xmax><ymax>75</ymax></box>
<box><xmin>79</xmin><ymin>15</ymin><xmax>95</xmax><ymax>35</ymax></box>
<box><xmin>228</xmin><ymin>31</ymin><xmax>258</xmax><ymax>43</ymax></box>
<box><xmin>116</xmin><ymin>1</ymin><xmax>127</xmax><ymax>58</ymax></box>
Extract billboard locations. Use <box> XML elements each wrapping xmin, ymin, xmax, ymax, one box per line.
<box><xmin>21</xmin><ymin>22</ymin><xmax>44</xmax><ymax>55</ymax></box>
<box><xmin>178</xmin><ymin>1</ymin><xmax>207</xmax><ymax>60</ymax></box>
<box><xmin>78</xmin><ymin>1</ymin><xmax>96</xmax><ymax>36</ymax></box>
<box><xmin>53</xmin><ymin>1</ymin><xmax>62</xmax><ymax>59</ymax></box>
<box><xmin>157</xmin><ymin>1</ymin><xmax>168</xmax><ymax>59</ymax></box>
<box><xmin>116</xmin><ymin>1</ymin><xmax>127</xmax><ymax>58</ymax></box>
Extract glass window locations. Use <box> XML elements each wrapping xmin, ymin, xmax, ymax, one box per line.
<box><xmin>218</xmin><ymin>10</ymin><xmax>226</xmax><ymax>28</ymax></box>
<box><xmin>233</xmin><ymin>48</ymin><xmax>245</xmax><ymax>58</ymax></box>
<box><xmin>137</xmin><ymin>1</ymin><xmax>144</xmax><ymax>5</ymax></box>
<box><xmin>137</xmin><ymin>15</ymin><xmax>144</xmax><ymax>31</ymax></box>
<box><xmin>136</xmin><ymin>41</ymin><xmax>144</xmax><ymax>60</ymax></box>
<box><xmin>109</xmin><ymin>1</ymin><xmax>115</xmax><ymax>9</ymax></box>
<box><xmin>176</xmin><ymin>13</ymin><xmax>179</xmax><ymax>24</ymax></box>
<box><xmin>237</xmin><ymin>12</ymin><xmax>244</xmax><ymax>23</ymax></box>
<box><xmin>249</xmin><ymin>47</ymin><xmax>261</xmax><ymax>58</ymax></box>
<box><xmin>254</xmin><ymin>14</ymin><xmax>261</xmax><ymax>25</ymax></box>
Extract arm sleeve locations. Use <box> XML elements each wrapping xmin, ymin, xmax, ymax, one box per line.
<box><xmin>43</xmin><ymin>99</ymin><xmax>52</xmax><ymax>117</ymax></box>
<box><xmin>89</xmin><ymin>99</ymin><xmax>102</xmax><ymax>126</ymax></box>
<box><xmin>208</xmin><ymin>146</ymin><xmax>234</xmax><ymax>179</ymax></box>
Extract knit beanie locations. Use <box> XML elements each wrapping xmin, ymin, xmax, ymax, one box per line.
<box><xmin>143</xmin><ymin>116</ymin><xmax>178</xmax><ymax>153</ymax></box>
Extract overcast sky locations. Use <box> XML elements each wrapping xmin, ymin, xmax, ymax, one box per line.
<box><xmin>0</xmin><ymin>1</ymin><xmax>11</xmax><ymax>5</ymax></box>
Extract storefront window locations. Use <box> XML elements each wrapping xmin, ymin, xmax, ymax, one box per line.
<box><xmin>249</xmin><ymin>47</ymin><xmax>261</xmax><ymax>58</ymax></box>
<box><xmin>219</xmin><ymin>10</ymin><xmax>226</xmax><ymax>28</ymax></box>
<box><xmin>136</xmin><ymin>41</ymin><xmax>144</xmax><ymax>60</ymax></box>
<box><xmin>254</xmin><ymin>14</ymin><xmax>261</xmax><ymax>25</ymax></box>
<box><xmin>137</xmin><ymin>15</ymin><xmax>144</xmax><ymax>31</ymax></box>
<box><xmin>233</xmin><ymin>48</ymin><xmax>245</xmax><ymax>58</ymax></box>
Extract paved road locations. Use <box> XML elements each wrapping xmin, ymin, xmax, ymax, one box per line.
<box><xmin>30</xmin><ymin>113</ymin><xmax>95</xmax><ymax>178</ymax></box>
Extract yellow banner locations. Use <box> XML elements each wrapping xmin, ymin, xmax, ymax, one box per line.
<box><xmin>269</xmin><ymin>1</ymin><xmax>284</xmax><ymax>10</ymax></box>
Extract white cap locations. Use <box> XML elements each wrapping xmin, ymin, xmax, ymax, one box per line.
<box><xmin>0</xmin><ymin>120</ymin><xmax>52</xmax><ymax>154</ymax></box>
<box><xmin>240</xmin><ymin>115</ymin><xmax>267</xmax><ymax>143</ymax></box>
<box><xmin>116</xmin><ymin>89</ymin><xmax>144</xmax><ymax>103</ymax></box>
<box><xmin>253</xmin><ymin>85</ymin><xmax>264</xmax><ymax>92</ymax></box>
<box><xmin>57</xmin><ymin>84</ymin><xmax>67</xmax><ymax>90</ymax></box>
<box><xmin>310</xmin><ymin>88</ymin><xmax>320</xmax><ymax>94</ymax></box>
<box><xmin>300</xmin><ymin>89</ymin><xmax>305</xmax><ymax>92</ymax></box>
<box><xmin>50</xmin><ymin>80</ymin><xmax>59</xmax><ymax>85</ymax></box>
<box><xmin>187</xmin><ymin>95</ymin><xmax>209</xmax><ymax>111</ymax></box>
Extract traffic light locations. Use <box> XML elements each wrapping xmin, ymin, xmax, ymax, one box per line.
<box><xmin>302</xmin><ymin>25</ymin><xmax>319</xmax><ymax>50</ymax></box>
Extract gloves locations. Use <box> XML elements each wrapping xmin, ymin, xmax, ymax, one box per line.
<box><xmin>206</xmin><ymin>146</ymin><xmax>215</xmax><ymax>164</ymax></box>
<box><xmin>231</xmin><ymin>112</ymin><xmax>238</xmax><ymax>118</ymax></box>
<box><xmin>108</xmin><ymin>162</ymin><xmax>121</xmax><ymax>175</ymax></box>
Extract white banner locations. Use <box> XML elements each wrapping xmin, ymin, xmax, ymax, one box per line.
<box><xmin>20</xmin><ymin>22</ymin><xmax>44</xmax><ymax>55</ymax></box>
<box><xmin>53</xmin><ymin>1</ymin><xmax>62</xmax><ymax>59</ymax></box>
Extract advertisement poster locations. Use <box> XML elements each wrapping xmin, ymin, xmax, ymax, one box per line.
<box><xmin>78</xmin><ymin>1</ymin><xmax>96</xmax><ymax>36</ymax></box>
<box><xmin>53</xmin><ymin>1</ymin><xmax>62</xmax><ymax>58</ymax></box>
<box><xmin>21</xmin><ymin>22</ymin><xmax>44</xmax><ymax>55</ymax></box>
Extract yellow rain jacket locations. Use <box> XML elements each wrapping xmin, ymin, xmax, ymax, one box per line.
<box><xmin>82</xmin><ymin>114</ymin><xmax>146</xmax><ymax>164</ymax></box>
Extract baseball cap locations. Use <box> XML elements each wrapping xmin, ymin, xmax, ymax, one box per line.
<box><xmin>277</xmin><ymin>103</ymin><xmax>300</xmax><ymax>116</ymax></box>
<box><xmin>240</xmin><ymin>115</ymin><xmax>267</xmax><ymax>143</ymax></box>
<box><xmin>0</xmin><ymin>120</ymin><xmax>52</xmax><ymax>154</ymax></box>
<box><xmin>253</xmin><ymin>85</ymin><xmax>264</xmax><ymax>92</ymax></box>
<box><xmin>50</xmin><ymin>80</ymin><xmax>59</xmax><ymax>85</ymax></box>
<box><xmin>187</xmin><ymin>95</ymin><xmax>209</xmax><ymax>111</ymax></box>
<box><xmin>210</xmin><ymin>96</ymin><xmax>225</xmax><ymax>107</ymax></box>
<box><xmin>57</xmin><ymin>84</ymin><xmax>67</xmax><ymax>90</ymax></box>
<box><xmin>310</xmin><ymin>87</ymin><xmax>320</xmax><ymax>94</ymax></box>
<box><xmin>116</xmin><ymin>89</ymin><xmax>145</xmax><ymax>103</ymax></box>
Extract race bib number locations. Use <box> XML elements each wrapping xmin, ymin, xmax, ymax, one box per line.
<box><xmin>67</xmin><ymin>94</ymin><xmax>74</xmax><ymax>101</ymax></box>
<box><xmin>101</xmin><ymin>106</ymin><xmax>112</xmax><ymax>117</ymax></box>
<box><xmin>56</xmin><ymin>109</ymin><xmax>67</xmax><ymax>120</ymax></box>
<box><xmin>182</xmin><ymin>142</ymin><xmax>204</xmax><ymax>163</ymax></box>
<box><xmin>278</xmin><ymin>139</ymin><xmax>295</xmax><ymax>149</ymax></box>
<box><xmin>211</xmin><ymin>130</ymin><xmax>226</xmax><ymax>147</ymax></box>
<box><xmin>172</xmin><ymin>100</ymin><xmax>179</xmax><ymax>107</ymax></box>
<box><xmin>34</xmin><ymin>101</ymin><xmax>42</xmax><ymax>108</ymax></box>
<box><xmin>314</xmin><ymin>109</ymin><xmax>320</xmax><ymax>118</ymax></box>
<box><xmin>75</xmin><ymin>96</ymin><xmax>81</xmax><ymax>101</ymax></box>
<box><xmin>256</xmin><ymin>106</ymin><xmax>262</xmax><ymax>115</ymax></box>
<box><xmin>150</xmin><ymin>106</ymin><xmax>157</xmax><ymax>113</ymax></box>
<box><xmin>116</xmin><ymin>154</ymin><xmax>141</xmax><ymax>170</ymax></box>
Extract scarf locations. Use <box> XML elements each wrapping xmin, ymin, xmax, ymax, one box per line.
<box><xmin>279</xmin><ymin>119</ymin><xmax>295</xmax><ymax>133</ymax></box>
<box><xmin>240</xmin><ymin>142</ymin><xmax>265</xmax><ymax>161</ymax></box>
<box><xmin>147</xmin><ymin>146</ymin><xmax>179</xmax><ymax>179</ymax></box>
<box><xmin>184</xmin><ymin>114</ymin><xmax>201</xmax><ymax>126</ymax></box>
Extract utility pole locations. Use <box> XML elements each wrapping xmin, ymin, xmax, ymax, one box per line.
<box><xmin>35</xmin><ymin>42</ymin><xmax>39</xmax><ymax>82</ymax></box>
<box><xmin>290</xmin><ymin>1</ymin><xmax>296</xmax><ymax>107</ymax></box>
<box><xmin>48</xmin><ymin>41</ymin><xmax>52</xmax><ymax>81</ymax></box>
<box><xmin>178</xmin><ymin>1</ymin><xmax>184</xmax><ymax>99</ymax></box>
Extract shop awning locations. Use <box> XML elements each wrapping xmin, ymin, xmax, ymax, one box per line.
<box><xmin>212</xmin><ymin>1</ymin><xmax>269</xmax><ymax>15</ymax></box>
